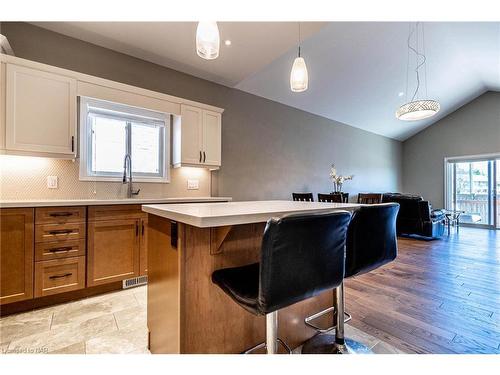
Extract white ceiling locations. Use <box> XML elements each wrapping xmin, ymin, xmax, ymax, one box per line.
<box><xmin>32</xmin><ymin>22</ymin><xmax>500</xmax><ymax>141</ymax></box>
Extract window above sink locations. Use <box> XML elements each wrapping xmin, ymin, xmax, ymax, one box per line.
<box><xmin>79</xmin><ymin>97</ymin><xmax>170</xmax><ymax>183</ymax></box>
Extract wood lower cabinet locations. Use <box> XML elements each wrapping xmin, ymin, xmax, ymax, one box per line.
<box><xmin>2</xmin><ymin>203</ymin><xmax>151</xmax><ymax>311</ymax></box>
<box><xmin>87</xmin><ymin>205</ymin><xmax>147</xmax><ymax>286</ymax></box>
<box><xmin>34</xmin><ymin>256</ymin><xmax>85</xmax><ymax>297</ymax></box>
<box><xmin>0</xmin><ymin>208</ymin><xmax>34</xmax><ymax>305</ymax></box>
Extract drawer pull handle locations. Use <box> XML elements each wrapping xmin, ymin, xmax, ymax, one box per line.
<box><xmin>49</xmin><ymin>212</ymin><xmax>73</xmax><ymax>217</ymax></box>
<box><xmin>48</xmin><ymin>229</ymin><xmax>74</xmax><ymax>235</ymax></box>
<box><xmin>48</xmin><ymin>247</ymin><xmax>73</xmax><ymax>253</ymax></box>
<box><xmin>49</xmin><ymin>273</ymin><xmax>72</xmax><ymax>279</ymax></box>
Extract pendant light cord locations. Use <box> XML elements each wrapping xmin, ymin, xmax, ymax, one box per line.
<box><xmin>408</xmin><ymin>22</ymin><xmax>427</xmax><ymax>102</ymax></box>
<box><xmin>298</xmin><ymin>22</ymin><xmax>302</xmax><ymax>57</ymax></box>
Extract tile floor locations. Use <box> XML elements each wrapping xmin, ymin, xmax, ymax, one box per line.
<box><xmin>0</xmin><ymin>286</ymin><xmax>403</xmax><ymax>354</ymax></box>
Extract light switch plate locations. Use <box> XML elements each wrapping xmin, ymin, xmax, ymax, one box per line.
<box><xmin>187</xmin><ymin>179</ymin><xmax>199</xmax><ymax>190</ymax></box>
<box><xmin>47</xmin><ymin>176</ymin><xmax>58</xmax><ymax>189</ymax></box>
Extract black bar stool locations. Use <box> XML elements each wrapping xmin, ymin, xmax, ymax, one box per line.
<box><xmin>212</xmin><ymin>210</ymin><xmax>351</xmax><ymax>354</ymax></box>
<box><xmin>302</xmin><ymin>203</ymin><xmax>399</xmax><ymax>354</ymax></box>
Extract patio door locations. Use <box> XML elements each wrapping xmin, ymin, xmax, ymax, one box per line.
<box><xmin>446</xmin><ymin>158</ymin><xmax>497</xmax><ymax>229</ymax></box>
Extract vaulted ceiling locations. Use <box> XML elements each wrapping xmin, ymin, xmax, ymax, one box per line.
<box><xmin>32</xmin><ymin>22</ymin><xmax>500</xmax><ymax>140</ymax></box>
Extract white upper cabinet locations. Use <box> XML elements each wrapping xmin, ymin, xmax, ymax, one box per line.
<box><xmin>173</xmin><ymin>104</ymin><xmax>222</xmax><ymax>168</ymax></box>
<box><xmin>5</xmin><ymin>64</ymin><xmax>77</xmax><ymax>157</ymax></box>
<box><xmin>0</xmin><ymin>54</ymin><xmax>223</xmax><ymax>164</ymax></box>
<box><xmin>202</xmin><ymin>110</ymin><xmax>222</xmax><ymax>166</ymax></box>
<box><xmin>180</xmin><ymin>105</ymin><xmax>204</xmax><ymax>165</ymax></box>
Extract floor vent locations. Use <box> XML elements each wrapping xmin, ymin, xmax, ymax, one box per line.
<box><xmin>123</xmin><ymin>275</ymin><xmax>148</xmax><ymax>289</ymax></box>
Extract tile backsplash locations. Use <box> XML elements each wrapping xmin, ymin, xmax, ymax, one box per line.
<box><xmin>0</xmin><ymin>155</ymin><xmax>211</xmax><ymax>200</ymax></box>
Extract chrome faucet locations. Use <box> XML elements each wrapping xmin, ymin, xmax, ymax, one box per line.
<box><xmin>123</xmin><ymin>154</ymin><xmax>140</xmax><ymax>198</ymax></box>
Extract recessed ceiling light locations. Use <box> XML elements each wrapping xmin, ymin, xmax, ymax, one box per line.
<box><xmin>398</xmin><ymin>92</ymin><xmax>404</xmax><ymax>97</ymax></box>
<box><xmin>224</xmin><ymin>40</ymin><xmax>232</xmax><ymax>46</ymax></box>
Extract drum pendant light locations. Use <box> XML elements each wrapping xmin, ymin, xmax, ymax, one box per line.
<box><xmin>396</xmin><ymin>22</ymin><xmax>440</xmax><ymax>121</ymax></box>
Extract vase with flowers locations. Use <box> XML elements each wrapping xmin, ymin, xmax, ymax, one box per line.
<box><xmin>329</xmin><ymin>164</ymin><xmax>354</xmax><ymax>193</ymax></box>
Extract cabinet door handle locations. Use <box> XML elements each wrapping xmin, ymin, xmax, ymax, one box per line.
<box><xmin>49</xmin><ymin>212</ymin><xmax>73</xmax><ymax>217</ymax></box>
<box><xmin>142</xmin><ymin>221</ymin><xmax>145</xmax><ymax>236</ymax></box>
<box><xmin>71</xmin><ymin>136</ymin><xmax>75</xmax><ymax>152</ymax></box>
<box><xmin>199</xmin><ymin>151</ymin><xmax>202</xmax><ymax>163</ymax></box>
<box><xmin>136</xmin><ymin>221</ymin><xmax>139</xmax><ymax>237</ymax></box>
<box><xmin>48</xmin><ymin>229</ymin><xmax>73</xmax><ymax>235</ymax></box>
<box><xmin>49</xmin><ymin>273</ymin><xmax>72</xmax><ymax>280</ymax></box>
<box><xmin>203</xmin><ymin>151</ymin><xmax>206</xmax><ymax>163</ymax></box>
<box><xmin>48</xmin><ymin>246</ymin><xmax>73</xmax><ymax>253</ymax></box>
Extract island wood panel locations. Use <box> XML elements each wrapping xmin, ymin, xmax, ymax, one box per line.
<box><xmin>147</xmin><ymin>214</ymin><xmax>333</xmax><ymax>354</ymax></box>
<box><xmin>147</xmin><ymin>214</ymin><xmax>180</xmax><ymax>353</ymax></box>
<box><xmin>140</xmin><ymin>217</ymin><xmax>148</xmax><ymax>275</ymax></box>
<box><xmin>0</xmin><ymin>208</ymin><xmax>34</xmax><ymax>305</ymax></box>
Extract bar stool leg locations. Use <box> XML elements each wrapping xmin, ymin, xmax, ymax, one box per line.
<box><xmin>243</xmin><ymin>311</ymin><xmax>291</xmax><ymax>354</ymax></box>
<box><xmin>266</xmin><ymin>311</ymin><xmax>278</xmax><ymax>354</ymax></box>
<box><xmin>301</xmin><ymin>283</ymin><xmax>373</xmax><ymax>354</ymax></box>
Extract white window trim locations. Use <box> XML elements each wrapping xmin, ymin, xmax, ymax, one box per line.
<box><xmin>79</xmin><ymin>96</ymin><xmax>171</xmax><ymax>183</ymax></box>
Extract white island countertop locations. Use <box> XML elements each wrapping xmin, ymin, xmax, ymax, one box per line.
<box><xmin>0</xmin><ymin>196</ymin><xmax>232</xmax><ymax>208</ymax></box>
<box><xmin>142</xmin><ymin>200</ymin><xmax>361</xmax><ymax>228</ymax></box>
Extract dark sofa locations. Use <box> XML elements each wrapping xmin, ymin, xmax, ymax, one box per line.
<box><xmin>382</xmin><ymin>193</ymin><xmax>446</xmax><ymax>239</ymax></box>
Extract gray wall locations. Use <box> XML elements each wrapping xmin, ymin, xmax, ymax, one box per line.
<box><xmin>403</xmin><ymin>91</ymin><xmax>500</xmax><ymax>208</ymax></box>
<box><xmin>2</xmin><ymin>22</ymin><xmax>403</xmax><ymax>201</ymax></box>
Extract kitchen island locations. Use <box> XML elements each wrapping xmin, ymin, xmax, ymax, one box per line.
<box><xmin>142</xmin><ymin>200</ymin><xmax>360</xmax><ymax>353</ymax></box>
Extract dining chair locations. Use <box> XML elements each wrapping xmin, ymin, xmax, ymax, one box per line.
<box><xmin>292</xmin><ymin>192</ymin><xmax>314</xmax><ymax>202</ymax></box>
<box><xmin>357</xmin><ymin>193</ymin><xmax>383</xmax><ymax>204</ymax></box>
<box><xmin>318</xmin><ymin>193</ymin><xmax>343</xmax><ymax>203</ymax></box>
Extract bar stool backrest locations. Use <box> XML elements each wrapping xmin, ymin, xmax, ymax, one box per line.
<box><xmin>258</xmin><ymin>211</ymin><xmax>351</xmax><ymax>314</ymax></box>
<box><xmin>345</xmin><ymin>203</ymin><xmax>399</xmax><ymax>278</ymax></box>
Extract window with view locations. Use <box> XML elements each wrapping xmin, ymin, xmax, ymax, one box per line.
<box><xmin>79</xmin><ymin>97</ymin><xmax>170</xmax><ymax>182</ymax></box>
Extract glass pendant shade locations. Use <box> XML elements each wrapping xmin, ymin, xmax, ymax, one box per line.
<box><xmin>396</xmin><ymin>99</ymin><xmax>440</xmax><ymax>121</ymax></box>
<box><xmin>196</xmin><ymin>22</ymin><xmax>220</xmax><ymax>60</ymax></box>
<box><xmin>290</xmin><ymin>56</ymin><xmax>309</xmax><ymax>92</ymax></box>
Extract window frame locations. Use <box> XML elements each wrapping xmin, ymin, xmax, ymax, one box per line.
<box><xmin>79</xmin><ymin>97</ymin><xmax>170</xmax><ymax>183</ymax></box>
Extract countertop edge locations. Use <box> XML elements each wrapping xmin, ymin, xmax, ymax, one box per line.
<box><xmin>0</xmin><ymin>197</ymin><xmax>232</xmax><ymax>208</ymax></box>
<box><xmin>142</xmin><ymin>203</ymin><xmax>359</xmax><ymax>228</ymax></box>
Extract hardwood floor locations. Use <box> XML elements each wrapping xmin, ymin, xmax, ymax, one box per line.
<box><xmin>345</xmin><ymin>227</ymin><xmax>500</xmax><ymax>354</ymax></box>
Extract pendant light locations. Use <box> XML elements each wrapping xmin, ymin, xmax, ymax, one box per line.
<box><xmin>396</xmin><ymin>22</ymin><xmax>440</xmax><ymax>121</ymax></box>
<box><xmin>290</xmin><ymin>23</ymin><xmax>309</xmax><ymax>92</ymax></box>
<box><xmin>196</xmin><ymin>22</ymin><xmax>220</xmax><ymax>60</ymax></box>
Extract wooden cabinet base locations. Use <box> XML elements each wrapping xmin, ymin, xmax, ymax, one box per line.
<box><xmin>0</xmin><ymin>281</ymin><xmax>123</xmax><ymax>317</ymax></box>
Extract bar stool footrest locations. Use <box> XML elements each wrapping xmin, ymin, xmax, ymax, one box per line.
<box><xmin>243</xmin><ymin>338</ymin><xmax>292</xmax><ymax>354</ymax></box>
<box><xmin>304</xmin><ymin>307</ymin><xmax>352</xmax><ymax>333</ymax></box>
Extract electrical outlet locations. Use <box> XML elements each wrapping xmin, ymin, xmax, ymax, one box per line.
<box><xmin>47</xmin><ymin>176</ymin><xmax>58</xmax><ymax>189</ymax></box>
<box><xmin>187</xmin><ymin>179</ymin><xmax>199</xmax><ymax>190</ymax></box>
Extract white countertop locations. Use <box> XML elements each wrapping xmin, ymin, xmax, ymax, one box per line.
<box><xmin>142</xmin><ymin>200</ymin><xmax>360</xmax><ymax>228</ymax></box>
<box><xmin>0</xmin><ymin>196</ymin><xmax>232</xmax><ymax>208</ymax></box>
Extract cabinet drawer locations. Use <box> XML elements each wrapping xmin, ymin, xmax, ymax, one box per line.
<box><xmin>35</xmin><ymin>222</ymin><xmax>85</xmax><ymax>243</ymax></box>
<box><xmin>88</xmin><ymin>205</ymin><xmax>146</xmax><ymax>221</ymax></box>
<box><xmin>34</xmin><ymin>256</ymin><xmax>85</xmax><ymax>297</ymax></box>
<box><xmin>35</xmin><ymin>239</ymin><xmax>86</xmax><ymax>261</ymax></box>
<box><xmin>36</xmin><ymin>206</ymin><xmax>86</xmax><ymax>224</ymax></box>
